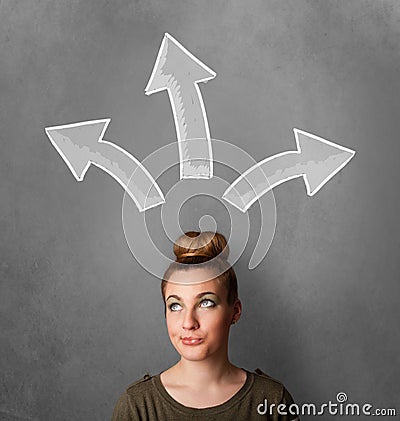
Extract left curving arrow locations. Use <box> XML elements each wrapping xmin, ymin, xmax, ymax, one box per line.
<box><xmin>45</xmin><ymin>119</ymin><xmax>165</xmax><ymax>212</ymax></box>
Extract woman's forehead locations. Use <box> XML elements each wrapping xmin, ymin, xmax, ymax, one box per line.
<box><xmin>166</xmin><ymin>267</ymin><xmax>220</xmax><ymax>286</ymax></box>
<box><xmin>165</xmin><ymin>269</ymin><xmax>223</xmax><ymax>294</ymax></box>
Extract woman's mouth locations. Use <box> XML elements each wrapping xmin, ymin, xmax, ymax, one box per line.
<box><xmin>181</xmin><ymin>337</ymin><xmax>203</xmax><ymax>346</ymax></box>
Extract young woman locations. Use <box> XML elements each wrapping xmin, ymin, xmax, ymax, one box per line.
<box><xmin>112</xmin><ymin>231</ymin><xmax>299</xmax><ymax>420</ymax></box>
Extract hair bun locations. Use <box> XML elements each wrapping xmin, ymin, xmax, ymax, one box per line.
<box><xmin>174</xmin><ymin>231</ymin><xmax>229</xmax><ymax>262</ymax></box>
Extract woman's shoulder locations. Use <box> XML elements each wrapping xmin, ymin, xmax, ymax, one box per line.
<box><xmin>112</xmin><ymin>374</ymin><xmax>157</xmax><ymax>421</ymax></box>
<box><xmin>124</xmin><ymin>373</ymin><xmax>155</xmax><ymax>395</ymax></box>
<box><xmin>251</xmin><ymin>368</ymin><xmax>295</xmax><ymax>403</ymax></box>
<box><xmin>253</xmin><ymin>367</ymin><xmax>285</xmax><ymax>386</ymax></box>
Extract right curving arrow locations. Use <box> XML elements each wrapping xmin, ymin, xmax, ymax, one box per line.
<box><xmin>223</xmin><ymin>128</ymin><xmax>356</xmax><ymax>212</ymax></box>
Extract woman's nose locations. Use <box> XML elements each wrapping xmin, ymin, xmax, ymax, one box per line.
<box><xmin>182</xmin><ymin>309</ymin><xmax>199</xmax><ymax>330</ymax></box>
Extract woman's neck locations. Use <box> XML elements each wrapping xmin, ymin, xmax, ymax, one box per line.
<box><xmin>160</xmin><ymin>357</ymin><xmax>247</xmax><ymax>409</ymax></box>
<box><xmin>169</xmin><ymin>357</ymin><xmax>241</xmax><ymax>388</ymax></box>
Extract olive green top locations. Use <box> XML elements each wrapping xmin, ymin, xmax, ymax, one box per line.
<box><xmin>112</xmin><ymin>369</ymin><xmax>299</xmax><ymax>420</ymax></box>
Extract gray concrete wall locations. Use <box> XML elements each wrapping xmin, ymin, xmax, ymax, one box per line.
<box><xmin>1</xmin><ymin>1</ymin><xmax>399</xmax><ymax>420</ymax></box>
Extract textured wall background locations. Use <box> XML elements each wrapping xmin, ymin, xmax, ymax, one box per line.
<box><xmin>1</xmin><ymin>1</ymin><xmax>399</xmax><ymax>420</ymax></box>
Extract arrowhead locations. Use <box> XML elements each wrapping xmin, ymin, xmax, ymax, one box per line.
<box><xmin>45</xmin><ymin>119</ymin><xmax>110</xmax><ymax>181</ymax></box>
<box><xmin>294</xmin><ymin>129</ymin><xmax>355</xmax><ymax>195</ymax></box>
<box><xmin>145</xmin><ymin>33</ymin><xmax>216</xmax><ymax>95</ymax></box>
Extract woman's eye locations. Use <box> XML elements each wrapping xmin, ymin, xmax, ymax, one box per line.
<box><xmin>169</xmin><ymin>303</ymin><xmax>182</xmax><ymax>312</ymax></box>
<box><xmin>199</xmin><ymin>299</ymin><xmax>216</xmax><ymax>308</ymax></box>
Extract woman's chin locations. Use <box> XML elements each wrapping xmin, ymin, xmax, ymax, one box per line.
<box><xmin>175</xmin><ymin>345</ymin><xmax>210</xmax><ymax>361</ymax></box>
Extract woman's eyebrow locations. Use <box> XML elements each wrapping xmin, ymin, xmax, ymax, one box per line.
<box><xmin>166</xmin><ymin>292</ymin><xmax>218</xmax><ymax>302</ymax></box>
<box><xmin>196</xmin><ymin>291</ymin><xmax>218</xmax><ymax>298</ymax></box>
<box><xmin>166</xmin><ymin>295</ymin><xmax>181</xmax><ymax>301</ymax></box>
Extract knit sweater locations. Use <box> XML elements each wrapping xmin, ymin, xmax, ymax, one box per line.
<box><xmin>112</xmin><ymin>368</ymin><xmax>299</xmax><ymax>420</ymax></box>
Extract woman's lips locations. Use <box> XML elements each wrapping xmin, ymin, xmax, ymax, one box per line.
<box><xmin>181</xmin><ymin>337</ymin><xmax>203</xmax><ymax>346</ymax></box>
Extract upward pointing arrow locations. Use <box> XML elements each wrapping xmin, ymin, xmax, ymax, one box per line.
<box><xmin>145</xmin><ymin>33</ymin><xmax>216</xmax><ymax>179</ymax></box>
<box><xmin>45</xmin><ymin>119</ymin><xmax>165</xmax><ymax>212</ymax></box>
<box><xmin>223</xmin><ymin>129</ymin><xmax>356</xmax><ymax>212</ymax></box>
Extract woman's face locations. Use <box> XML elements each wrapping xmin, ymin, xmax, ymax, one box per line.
<box><xmin>163</xmin><ymin>268</ymin><xmax>241</xmax><ymax>363</ymax></box>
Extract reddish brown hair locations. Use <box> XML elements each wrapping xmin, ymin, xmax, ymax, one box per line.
<box><xmin>161</xmin><ymin>231</ymin><xmax>238</xmax><ymax>308</ymax></box>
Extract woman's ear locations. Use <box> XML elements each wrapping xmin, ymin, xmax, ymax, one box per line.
<box><xmin>231</xmin><ymin>298</ymin><xmax>242</xmax><ymax>324</ymax></box>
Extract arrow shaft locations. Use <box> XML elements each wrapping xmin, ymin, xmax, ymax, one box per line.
<box><xmin>88</xmin><ymin>140</ymin><xmax>164</xmax><ymax>211</ymax></box>
<box><xmin>167</xmin><ymin>80</ymin><xmax>213</xmax><ymax>178</ymax></box>
<box><xmin>223</xmin><ymin>151</ymin><xmax>301</xmax><ymax>211</ymax></box>
<box><xmin>168</xmin><ymin>81</ymin><xmax>209</xmax><ymax>140</ymax></box>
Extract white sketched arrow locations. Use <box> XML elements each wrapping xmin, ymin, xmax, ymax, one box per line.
<box><xmin>145</xmin><ymin>33</ymin><xmax>216</xmax><ymax>179</ymax></box>
<box><xmin>223</xmin><ymin>129</ymin><xmax>356</xmax><ymax>212</ymax></box>
<box><xmin>45</xmin><ymin>119</ymin><xmax>165</xmax><ymax>212</ymax></box>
